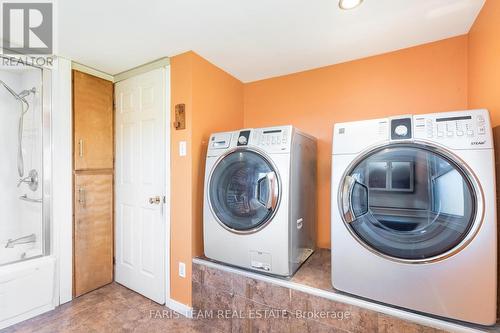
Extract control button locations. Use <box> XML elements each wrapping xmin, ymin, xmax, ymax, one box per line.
<box><xmin>437</xmin><ymin>131</ymin><xmax>444</xmax><ymax>138</ymax></box>
<box><xmin>456</xmin><ymin>130</ymin><xmax>464</xmax><ymax>136</ymax></box>
<box><xmin>238</xmin><ymin>135</ymin><xmax>248</xmax><ymax>145</ymax></box>
<box><xmin>477</xmin><ymin>115</ymin><xmax>485</xmax><ymax>123</ymax></box>
<box><xmin>394</xmin><ymin>125</ymin><xmax>408</xmax><ymax>137</ymax></box>
<box><xmin>447</xmin><ymin>131</ymin><xmax>454</xmax><ymax>137</ymax></box>
<box><xmin>272</xmin><ymin>137</ymin><xmax>277</xmax><ymax>145</ymax></box>
<box><xmin>478</xmin><ymin>127</ymin><xmax>486</xmax><ymax>135</ymax></box>
<box><xmin>467</xmin><ymin>130</ymin><xmax>474</xmax><ymax>137</ymax></box>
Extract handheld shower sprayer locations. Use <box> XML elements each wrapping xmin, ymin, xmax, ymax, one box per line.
<box><xmin>0</xmin><ymin>80</ymin><xmax>36</xmax><ymax>178</ymax></box>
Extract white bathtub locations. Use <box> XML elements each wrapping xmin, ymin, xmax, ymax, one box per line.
<box><xmin>0</xmin><ymin>255</ymin><xmax>55</xmax><ymax>329</ymax></box>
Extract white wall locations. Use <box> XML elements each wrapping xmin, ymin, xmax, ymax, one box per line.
<box><xmin>51</xmin><ymin>56</ymin><xmax>73</xmax><ymax>304</ymax></box>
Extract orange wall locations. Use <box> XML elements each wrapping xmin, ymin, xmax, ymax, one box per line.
<box><xmin>170</xmin><ymin>53</ymin><xmax>194</xmax><ymax>306</ymax></box>
<box><xmin>170</xmin><ymin>52</ymin><xmax>244</xmax><ymax>305</ymax></box>
<box><xmin>170</xmin><ymin>29</ymin><xmax>486</xmax><ymax>305</ymax></box>
<box><xmin>468</xmin><ymin>0</ymin><xmax>500</xmax><ymax>126</ymax></box>
<box><xmin>243</xmin><ymin>36</ymin><xmax>469</xmax><ymax>248</ymax></box>
<box><xmin>191</xmin><ymin>54</ymin><xmax>245</xmax><ymax>257</ymax></box>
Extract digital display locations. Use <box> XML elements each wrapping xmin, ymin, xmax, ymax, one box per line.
<box><xmin>263</xmin><ymin>130</ymin><xmax>282</xmax><ymax>134</ymax></box>
<box><xmin>436</xmin><ymin>116</ymin><xmax>472</xmax><ymax>122</ymax></box>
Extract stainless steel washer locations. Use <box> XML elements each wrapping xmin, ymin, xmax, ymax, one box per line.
<box><xmin>204</xmin><ymin>126</ymin><xmax>317</xmax><ymax>276</ymax></box>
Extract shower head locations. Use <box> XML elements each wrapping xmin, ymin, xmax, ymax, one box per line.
<box><xmin>18</xmin><ymin>87</ymin><xmax>36</xmax><ymax>99</ymax></box>
<box><xmin>0</xmin><ymin>80</ymin><xmax>35</xmax><ymax>101</ymax></box>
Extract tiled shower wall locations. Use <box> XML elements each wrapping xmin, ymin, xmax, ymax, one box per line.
<box><xmin>192</xmin><ymin>262</ymin><xmax>447</xmax><ymax>333</ymax></box>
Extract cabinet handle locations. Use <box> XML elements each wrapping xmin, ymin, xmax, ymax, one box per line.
<box><xmin>78</xmin><ymin>187</ymin><xmax>86</xmax><ymax>206</ymax></box>
<box><xmin>79</xmin><ymin>139</ymin><xmax>84</xmax><ymax>157</ymax></box>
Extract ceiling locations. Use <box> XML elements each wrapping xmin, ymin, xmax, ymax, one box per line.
<box><xmin>58</xmin><ymin>0</ymin><xmax>485</xmax><ymax>82</ymax></box>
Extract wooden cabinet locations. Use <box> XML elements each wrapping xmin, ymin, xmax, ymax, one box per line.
<box><xmin>74</xmin><ymin>173</ymin><xmax>113</xmax><ymax>297</ymax></box>
<box><xmin>73</xmin><ymin>70</ymin><xmax>114</xmax><ymax>297</ymax></box>
<box><xmin>73</xmin><ymin>70</ymin><xmax>114</xmax><ymax>170</ymax></box>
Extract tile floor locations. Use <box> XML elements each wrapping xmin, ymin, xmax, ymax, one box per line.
<box><xmin>4</xmin><ymin>249</ymin><xmax>499</xmax><ymax>332</ymax></box>
<box><xmin>2</xmin><ymin>283</ymin><xmax>214</xmax><ymax>333</ymax></box>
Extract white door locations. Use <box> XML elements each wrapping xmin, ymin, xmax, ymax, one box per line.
<box><xmin>115</xmin><ymin>68</ymin><xmax>168</xmax><ymax>304</ymax></box>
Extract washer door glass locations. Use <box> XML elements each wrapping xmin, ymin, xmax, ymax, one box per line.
<box><xmin>341</xmin><ymin>145</ymin><xmax>476</xmax><ymax>260</ymax></box>
<box><xmin>209</xmin><ymin>150</ymin><xmax>280</xmax><ymax>232</ymax></box>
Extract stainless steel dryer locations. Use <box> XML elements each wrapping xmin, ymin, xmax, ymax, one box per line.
<box><xmin>203</xmin><ymin>126</ymin><xmax>317</xmax><ymax>276</ymax></box>
<box><xmin>331</xmin><ymin>109</ymin><xmax>497</xmax><ymax>325</ymax></box>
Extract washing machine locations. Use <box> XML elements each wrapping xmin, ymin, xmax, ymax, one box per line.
<box><xmin>204</xmin><ymin>126</ymin><xmax>317</xmax><ymax>277</ymax></box>
<box><xmin>331</xmin><ymin>109</ymin><xmax>497</xmax><ymax>325</ymax></box>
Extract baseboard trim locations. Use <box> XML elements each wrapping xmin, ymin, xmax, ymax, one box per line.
<box><xmin>165</xmin><ymin>298</ymin><xmax>193</xmax><ymax>318</ymax></box>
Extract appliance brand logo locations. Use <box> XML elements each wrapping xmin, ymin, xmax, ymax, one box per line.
<box><xmin>471</xmin><ymin>140</ymin><xmax>486</xmax><ymax>146</ymax></box>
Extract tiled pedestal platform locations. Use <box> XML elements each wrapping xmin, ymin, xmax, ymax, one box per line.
<box><xmin>193</xmin><ymin>249</ymin><xmax>500</xmax><ymax>333</ymax></box>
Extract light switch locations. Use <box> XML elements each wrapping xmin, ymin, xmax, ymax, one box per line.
<box><xmin>179</xmin><ymin>262</ymin><xmax>186</xmax><ymax>278</ymax></box>
<box><xmin>179</xmin><ymin>141</ymin><xmax>187</xmax><ymax>156</ymax></box>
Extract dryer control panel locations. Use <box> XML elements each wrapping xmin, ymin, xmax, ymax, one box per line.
<box><xmin>333</xmin><ymin>109</ymin><xmax>493</xmax><ymax>155</ymax></box>
<box><xmin>413</xmin><ymin>109</ymin><xmax>493</xmax><ymax>150</ymax></box>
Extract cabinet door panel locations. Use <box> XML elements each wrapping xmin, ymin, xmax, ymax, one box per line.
<box><xmin>74</xmin><ymin>173</ymin><xmax>113</xmax><ymax>297</ymax></box>
<box><xmin>73</xmin><ymin>70</ymin><xmax>113</xmax><ymax>170</ymax></box>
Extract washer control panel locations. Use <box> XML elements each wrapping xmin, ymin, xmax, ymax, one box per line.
<box><xmin>413</xmin><ymin>110</ymin><xmax>492</xmax><ymax>149</ymax></box>
<box><xmin>208</xmin><ymin>126</ymin><xmax>294</xmax><ymax>155</ymax></box>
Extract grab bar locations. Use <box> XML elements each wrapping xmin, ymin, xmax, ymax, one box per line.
<box><xmin>5</xmin><ymin>233</ymin><xmax>36</xmax><ymax>248</ymax></box>
<box><xmin>19</xmin><ymin>194</ymin><xmax>42</xmax><ymax>203</ymax></box>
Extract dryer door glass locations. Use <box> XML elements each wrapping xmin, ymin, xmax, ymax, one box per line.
<box><xmin>341</xmin><ymin>144</ymin><xmax>476</xmax><ymax>261</ymax></box>
<box><xmin>209</xmin><ymin>149</ymin><xmax>280</xmax><ymax>232</ymax></box>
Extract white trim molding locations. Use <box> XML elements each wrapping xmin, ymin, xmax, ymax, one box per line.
<box><xmin>71</xmin><ymin>62</ymin><xmax>114</xmax><ymax>82</ymax></box>
<box><xmin>51</xmin><ymin>56</ymin><xmax>73</xmax><ymax>305</ymax></box>
<box><xmin>164</xmin><ymin>65</ymin><xmax>172</xmax><ymax>307</ymax></box>
<box><xmin>114</xmin><ymin>57</ymin><xmax>170</xmax><ymax>83</ymax></box>
<box><xmin>165</xmin><ymin>298</ymin><xmax>193</xmax><ymax>318</ymax></box>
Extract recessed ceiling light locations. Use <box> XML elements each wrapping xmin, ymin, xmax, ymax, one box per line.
<box><xmin>339</xmin><ymin>0</ymin><xmax>364</xmax><ymax>10</ymax></box>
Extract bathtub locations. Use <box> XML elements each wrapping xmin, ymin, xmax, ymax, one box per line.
<box><xmin>0</xmin><ymin>255</ymin><xmax>55</xmax><ymax>329</ymax></box>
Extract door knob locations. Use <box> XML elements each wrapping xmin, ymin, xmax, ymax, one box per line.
<box><xmin>149</xmin><ymin>196</ymin><xmax>162</xmax><ymax>205</ymax></box>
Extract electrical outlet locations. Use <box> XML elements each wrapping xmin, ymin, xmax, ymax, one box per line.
<box><xmin>179</xmin><ymin>262</ymin><xmax>186</xmax><ymax>278</ymax></box>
